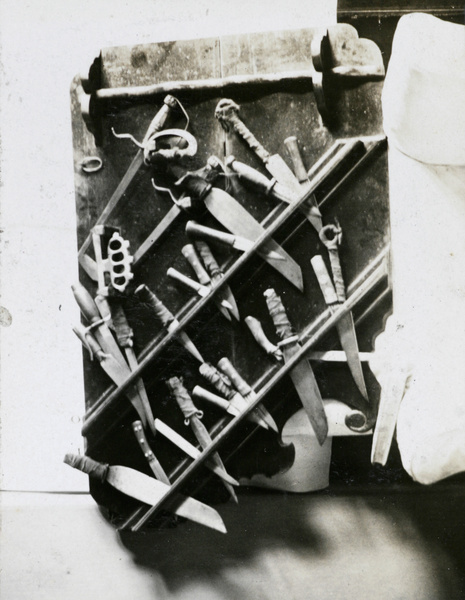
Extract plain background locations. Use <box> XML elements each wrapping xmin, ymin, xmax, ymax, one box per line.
<box><xmin>0</xmin><ymin>0</ymin><xmax>336</xmax><ymax>492</ymax></box>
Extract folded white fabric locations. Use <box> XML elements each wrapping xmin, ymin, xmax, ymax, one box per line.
<box><xmin>376</xmin><ymin>13</ymin><xmax>465</xmax><ymax>483</ymax></box>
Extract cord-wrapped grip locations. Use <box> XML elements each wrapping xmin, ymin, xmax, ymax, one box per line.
<box><xmin>135</xmin><ymin>284</ymin><xmax>174</xmax><ymax>327</ymax></box>
<box><xmin>166</xmin><ymin>377</ymin><xmax>202</xmax><ymax>421</ymax></box>
<box><xmin>264</xmin><ymin>288</ymin><xmax>294</xmax><ymax>341</ymax></box>
<box><xmin>63</xmin><ymin>453</ymin><xmax>109</xmax><ymax>482</ymax></box>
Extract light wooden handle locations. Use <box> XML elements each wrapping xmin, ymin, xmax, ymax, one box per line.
<box><xmin>142</xmin><ymin>94</ymin><xmax>177</xmax><ymax>144</ymax></box>
<box><xmin>311</xmin><ymin>255</ymin><xmax>338</xmax><ymax>306</ymax></box>
<box><xmin>72</xmin><ymin>324</ymin><xmax>105</xmax><ymax>360</ymax></box>
<box><xmin>192</xmin><ymin>386</ymin><xmax>229</xmax><ymax>411</ymax></box>
<box><xmin>182</xmin><ymin>244</ymin><xmax>210</xmax><ymax>285</ymax></box>
<box><xmin>167</xmin><ymin>267</ymin><xmax>204</xmax><ymax>294</ymax></box>
<box><xmin>244</xmin><ymin>316</ymin><xmax>283</xmax><ymax>360</ymax></box>
<box><xmin>284</xmin><ymin>136</ymin><xmax>308</xmax><ymax>182</ymax></box>
<box><xmin>186</xmin><ymin>221</ymin><xmax>235</xmax><ymax>247</ymax></box>
<box><xmin>217</xmin><ymin>358</ymin><xmax>252</xmax><ymax>397</ymax></box>
<box><xmin>199</xmin><ymin>363</ymin><xmax>235</xmax><ymax>400</ymax></box>
<box><xmin>71</xmin><ymin>282</ymin><xmax>100</xmax><ymax>324</ymax></box>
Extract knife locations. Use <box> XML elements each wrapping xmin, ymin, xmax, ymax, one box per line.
<box><xmin>194</xmin><ymin>240</ymin><xmax>240</xmax><ymax>321</ymax></box>
<box><xmin>153</xmin><ymin>418</ymin><xmax>238</xmax><ymax>485</ymax></box>
<box><xmin>185</xmin><ymin>221</ymin><xmax>284</xmax><ymax>261</ymax></box>
<box><xmin>216</xmin><ymin>358</ymin><xmax>279</xmax><ymax>435</ymax></box>
<box><xmin>175</xmin><ymin>173</ymin><xmax>303</xmax><ymax>291</ymax></box>
<box><xmin>226</xmin><ymin>155</ymin><xmax>322</xmax><ymax>233</ymax></box>
<box><xmin>244</xmin><ymin>315</ymin><xmax>283</xmax><ymax>362</ymax></box>
<box><xmin>63</xmin><ymin>453</ymin><xmax>226</xmax><ymax>533</ymax></box>
<box><xmin>73</xmin><ymin>324</ymin><xmax>151</xmax><ymax>430</ymax></box>
<box><xmin>198</xmin><ymin>363</ymin><xmax>269</xmax><ymax>431</ymax></box>
<box><xmin>132</xmin><ymin>421</ymin><xmax>170</xmax><ymax>484</ymax></box>
<box><xmin>264</xmin><ymin>288</ymin><xmax>328</xmax><ymax>445</ymax></box>
<box><xmin>135</xmin><ymin>284</ymin><xmax>204</xmax><ymax>363</ymax></box>
<box><xmin>166</xmin><ymin>377</ymin><xmax>239</xmax><ymax>503</ymax></box>
<box><xmin>313</xmin><ymin>227</ymin><xmax>369</xmax><ymax>402</ymax></box>
<box><xmin>181</xmin><ymin>244</ymin><xmax>234</xmax><ymax>321</ymax></box>
<box><xmin>167</xmin><ymin>267</ymin><xmax>233</xmax><ymax>312</ymax></box>
<box><xmin>78</xmin><ymin>95</ymin><xmax>178</xmax><ymax>279</ymax></box>
<box><xmin>215</xmin><ymin>98</ymin><xmax>302</xmax><ymax>196</ymax></box>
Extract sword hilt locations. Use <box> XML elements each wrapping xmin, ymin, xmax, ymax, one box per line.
<box><xmin>217</xmin><ymin>358</ymin><xmax>252</xmax><ymax>397</ymax></box>
<box><xmin>215</xmin><ymin>99</ymin><xmax>270</xmax><ymax>164</ymax></box>
<box><xmin>199</xmin><ymin>363</ymin><xmax>235</xmax><ymax>401</ymax></box>
<box><xmin>166</xmin><ymin>377</ymin><xmax>202</xmax><ymax>421</ymax></box>
<box><xmin>182</xmin><ymin>244</ymin><xmax>211</xmax><ymax>285</ymax></box>
<box><xmin>63</xmin><ymin>453</ymin><xmax>109</xmax><ymax>482</ymax></box>
<box><xmin>135</xmin><ymin>284</ymin><xmax>174</xmax><ymax>328</ymax></box>
<box><xmin>194</xmin><ymin>241</ymin><xmax>223</xmax><ymax>281</ymax></box>
<box><xmin>264</xmin><ymin>288</ymin><xmax>294</xmax><ymax>341</ymax></box>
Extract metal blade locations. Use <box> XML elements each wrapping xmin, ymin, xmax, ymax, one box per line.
<box><xmin>204</xmin><ymin>188</ymin><xmax>303</xmax><ymax>291</ymax></box>
<box><xmin>218</xmin><ymin>284</ymin><xmax>240</xmax><ymax>321</ymax></box>
<box><xmin>167</xmin><ymin>320</ymin><xmax>204</xmax><ymax>363</ymax></box>
<box><xmin>230</xmin><ymin>235</ymin><xmax>284</xmax><ymax>261</ymax></box>
<box><xmin>266</xmin><ymin>154</ymin><xmax>303</xmax><ymax>196</ymax></box>
<box><xmin>335</xmin><ymin>311</ymin><xmax>369</xmax><ymax>401</ymax></box>
<box><xmin>107</xmin><ymin>466</ymin><xmax>226</xmax><ymax>533</ymax></box>
<box><xmin>282</xmin><ymin>344</ymin><xmax>328</xmax><ymax>445</ymax></box>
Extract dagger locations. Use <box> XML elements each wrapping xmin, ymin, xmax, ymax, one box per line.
<box><xmin>167</xmin><ymin>377</ymin><xmax>238</xmax><ymax>503</ymax></box>
<box><xmin>194</xmin><ymin>240</ymin><xmax>240</xmax><ymax>321</ymax></box>
<box><xmin>175</xmin><ymin>172</ymin><xmax>303</xmax><ymax>291</ymax></box>
<box><xmin>244</xmin><ymin>315</ymin><xmax>283</xmax><ymax>362</ymax></box>
<box><xmin>312</xmin><ymin>227</ymin><xmax>369</xmax><ymax>402</ymax></box>
<box><xmin>132</xmin><ymin>421</ymin><xmax>170</xmax><ymax>484</ymax></box>
<box><xmin>64</xmin><ymin>453</ymin><xmax>226</xmax><ymax>533</ymax></box>
<box><xmin>216</xmin><ymin>358</ymin><xmax>279</xmax><ymax>435</ymax></box>
<box><xmin>199</xmin><ymin>363</ymin><xmax>269</xmax><ymax>431</ymax></box>
<box><xmin>264</xmin><ymin>288</ymin><xmax>328</xmax><ymax>445</ymax></box>
<box><xmin>185</xmin><ymin>221</ymin><xmax>284</xmax><ymax>261</ymax></box>
<box><xmin>135</xmin><ymin>284</ymin><xmax>204</xmax><ymax>363</ymax></box>
<box><xmin>226</xmin><ymin>155</ymin><xmax>322</xmax><ymax>233</ymax></box>
<box><xmin>181</xmin><ymin>244</ymin><xmax>233</xmax><ymax>321</ymax></box>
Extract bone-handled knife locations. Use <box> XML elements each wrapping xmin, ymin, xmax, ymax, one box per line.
<box><xmin>185</xmin><ymin>221</ymin><xmax>284</xmax><ymax>261</ymax></box>
<box><xmin>132</xmin><ymin>421</ymin><xmax>170</xmax><ymax>484</ymax></box>
<box><xmin>244</xmin><ymin>316</ymin><xmax>283</xmax><ymax>361</ymax></box>
<box><xmin>215</xmin><ymin>98</ymin><xmax>302</xmax><ymax>197</ymax></box>
<box><xmin>199</xmin><ymin>363</ymin><xmax>269</xmax><ymax>431</ymax></box>
<box><xmin>216</xmin><ymin>357</ymin><xmax>279</xmax><ymax>434</ymax></box>
<box><xmin>167</xmin><ymin>377</ymin><xmax>238</xmax><ymax>503</ymax></box>
<box><xmin>264</xmin><ymin>288</ymin><xmax>328</xmax><ymax>444</ymax></box>
<box><xmin>167</xmin><ymin>267</ymin><xmax>233</xmax><ymax>313</ymax></box>
<box><xmin>135</xmin><ymin>284</ymin><xmax>204</xmax><ymax>363</ymax></box>
<box><xmin>64</xmin><ymin>453</ymin><xmax>226</xmax><ymax>533</ymax></box>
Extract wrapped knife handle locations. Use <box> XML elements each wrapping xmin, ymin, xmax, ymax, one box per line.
<box><xmin>111</xmin><ymin>303</ymin><xmax>134</xmax><ymax>348</ymax></box>
<box><xmin>174</xmin><ymin>172</ymin><xmax>212</xmax><ymax>201</ymax></box>
<box><xmin>72</xmin><ymin>324</ymin><xmax>105</xmax><ymax>361</ymax></box>
<box><xmin>199</xmin><ymin>363</ymin><xmax>235</xmax><ymax>401</ymax></box>
<box><xmin>284</xmin><ymin>136</ymin><xmax>308</xmax><ymax>182</ymax></box>
<box><xmin>71</xmin><ymin>282</ymin><xmax>102</xmax><ymax>325</ymax></box>
<box><xmin>245</xmin><ymin>316</ymin><xmax>283</xmax><ymax>361</ymax></box>
<box><xmin>142</xmin><ymin>94</ymin><xmax>177</xmax><ymax>145</ymax></box>
<box><xmin>217</xmin><ymin>357</ymin><xmax>252</xmax><ymax>397</ymax></box>
<box><xmin>167</xmin><ymin>267</ymin><xmax>205</xmax><ymax>294</ymax></box>
<box><xmin>182</xmin><ymin>244</ymin><xmax>210</xmax><ymax>285</ymax></box>
<box><xmin>194</xmin><ymin>241</ymin><xmax>222</xmax><ymax>280</ymax></box>
<box><xmin>186</xmin><ymin>221</ymin><xmax>236</xmax><ymax>248</ymax></box>
<box><xmin>226</xmin><ymin>155</ymin><xmax>293</xmax><ymax>203</ymax></box>
<box><xmin>310</xmin><ymin>255</ymin><xmax>339</xmax><ymax>306</ymax></box>
<box><xmin>135</xmin><ymin>284</ymin><xmax>174</xmax><ymax>328</ymax></box>
<box><xmin>215</xmin><ymin>99</ymin><xmax>270</xmax><ymax>164</ymax></box>
<box><xmin>264</xmin><ymin>288</ymin><xmax>294</xmax><ymax>341</ymax></box>
<box><xmin>63</xmin><ymin>453</ymin><xmax>109</xmax><ymax>482</ymax></box>
<box><xmin>166</xmin><ymin>376</ymin><xmax>201</xmax><ymax>420</ymax></box>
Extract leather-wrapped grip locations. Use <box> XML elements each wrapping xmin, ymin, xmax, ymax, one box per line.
<box><xmin>166</xmin><ymin>377</ymin><xmax>200</xmax><ymax>420</ymax></box>
<box><xmin>199</xmin><ymin>363</ymin><xmax>235</xmax><ymax>400</ymax></box>
<box><xmin>217</xmin><ymin>358</ymin><xmax>252</xmax><ymax>396</ymax></box>
<box><xmin>264</xmin><ymin>288</ymin><xmax>294</xmax><ymax>341</ymax></box>
<box><xmin>63</xmin><ymin>453</ymin><xmax>109</xmax><ymax>482</ymax></box>
<box><xmin>135</xmin><ymin>284</ymin><xmax>174</xmax><ymax>327</ymax></box>
<box><xmin>194</xmin><ymin>241</ymin><xmax>222</xmax><ymax>280</ymax></box>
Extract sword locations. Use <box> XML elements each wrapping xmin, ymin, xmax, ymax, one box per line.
<box><xmin>264</xmin><ymin>288</ymin><xmax>328</xmax><ymax>444</ymax></box>
<box><xmin>135</xmin><ymin>284</ymin><xmax>204</xmax><ymax>363</ymax></box>
<box><xmin>166</xmin><ymin>377</ymin><xmax>239</xmax><ymax>503</ymax></box>
<box><xmin>64</xmin><ymin>453</ymin><xmax>226</xmax><ymax>533</ymax></box>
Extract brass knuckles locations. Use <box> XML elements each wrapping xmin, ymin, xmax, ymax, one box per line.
<box><xmin>107</xmin><ymin>232</ymin><xmax>134</xmax><ymax>292</ymax></box>
<box><xmin>143</xmin><ymin>128</ymin><xmax>198</xmax><ymax>164</ymax></box>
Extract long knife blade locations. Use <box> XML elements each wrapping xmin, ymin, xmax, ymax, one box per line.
<box><xmin>135</xmin><ymin>284</ymin><xmax>204</xmax><ymax>363</ymax></box>
<box><xmin>64</xmin><ymin>453</ymin><xmax>226</xmax><ymax>533</ymax></box>
<box><xmin>264</xmin><ymin>288</ymin><xmax>328</xmax><ymax>444</ymax></box>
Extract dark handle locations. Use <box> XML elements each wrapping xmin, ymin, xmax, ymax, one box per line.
<box><xmin>63</xmin><ymin>453</ymin><xmax>109</xmax><ymax>482</ymax></box>
<box><xmin>174</xmin><ymin>172</ymin><xmax>212</xmax><ymax>200</ymax></box>
<box><xmin>135</xmin><ymin>284</ymin><xmax>174</xmax><ymax>327</ymax></box>
<box><xmin>111</xmin><ymin>303</ymin><xmax>134</xmax><ymax>348</ymax></box>
<box><xmin>217</xmin><ymin>358</ymin><xmax>252</xmax><ymax>397</ymax></box>
<box><xmin>166</xmin><ymin>377</ymin><xmax>199</xmax><ymax>420</ymax></box>
<box><xmin>264</xmin><ymin>288</ymin><xmax>294</xmax><ymax>341</ymax></box>
<box><xmin>182</xmin><ymin>244</ymin><xmax>210</xmax><ymax>285</ymax></box>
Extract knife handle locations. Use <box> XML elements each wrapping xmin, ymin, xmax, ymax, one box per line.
<box><xmin>166</xmin><ymin>376</ymin><xmax>201</xmax><ymax>420</ymax></box>
<box><xmin>319</xmin><ymin>224</ymin><xmax>345</xmax><ymax>303</ymax></box>
<box><xmin>215</xmin><ymin>99</ymin><xmax>270</xmax><ymax>164</ymax></box>
<box><xmin>199</xmin><ymin>363</ymin><xmax>235</xmax><ymax>400</ymax></box>
<box><xmin>194</xmin><ymin>241</ymin><xmax>222</xmax><ymax>280</ymax></box>
<box><xmin>71</xmin><ymin>282</ymin><xmax>102</xmax><ymax>325</ymax></box>
<box><xmin>226</xmin><ymin>155</ymin><xmax>293</xmax><ymax>204</ymax></box>
<box><xmin>142</xmin><ymin>94</ymin><xmax>177</xmax><ymax>145</ymax></box>
<box><xmin>244</xmin><ymin>316</ymin><xmax>283</xmax><ymax>361</ymax></box>
<box><xmin>192</xmin><ymin>385</ymin><xmax>230</xmax><ymax>412</ymax></box>
<box><xmin>135</xmin><ymin>284</ymin><xmax>174</xmax><ymax>328</ymax></box>
<box><xmin>264</xmin><ymin>288</ymin><xmax>294</xmax><ymax>341</ymax></box>
<box><xmin>174</xmin><ymin>172</ymin><xmax>212</xmax><ymax>201</ymax></box>
<box><xmin>111</xmin><ymin>303</ymin><xmax>134</xmax><ymax>348</ymax></box>
<box><xmin>311</xmin><ymin>255</ymin><xmax>338</xmax><ymax>306</ymax></box>
<box><xmin>186</xmin><ymin>221</ymin><xmax>236</xmax><ymax>248</ymax></box>
<box><xmin>182</xmin><ymin>244</ymin><xmax>211</xmax><ymax>285</ymax></box>
<box><xmin>63</xmin><ymin>453</ymin><xmax>108</xmax><ymax>482</ymax></box>
<box><xmin>217</xmin><ymin>357</ymin><xmax>252</xmax><ymax>397</ymax></box>
<box><xmin>284</xmin><ymin>136</ymin><xmax>308</xmax><ymax>183</ymax></box>
<box><xmin>167</xmin><ymin>267</ymin><xmax>205</xmax><ymax>295</ymax></box>
<box><xmin>72</xmin><ymin>324</ymin><xmax>106</xmax><ymax>361</ymax></box>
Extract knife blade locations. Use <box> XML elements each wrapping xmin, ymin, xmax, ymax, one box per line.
<box><xmin>132</xmin><ymin>421</ymin><xmax>170</xmax><ymax>484</ymax></box>
<box><xmin>135</xmin><ymin>284</ymin><xmax>204</xmax><ymax>363</ymax></box>
<box><xmin>185</xmin><ymin>221</ymin><xmax>284</xmax><ymax>261</ymax></box>
<box><xmin>167</xmin><ymin>267</ymin><xmax>233</xmax><ymax>314</ymax></box>
<box><xmin>194</xmin><ymin>240</ymin><xmax>240</xmax><ymax>321</ymax></box>
<box><xmin>63</xmin><ymin>453</ymin><xmax>226</xmax><ymax>533</ymax></box>
<box><xmin>166</xmin><ymin>377</ymin><xmax>238</xmax><ymax>503</ymax></box>
<box><xmin>264</xmin><ymin>288</ymin><xmax>328</xmax><ymax>445</ymax></box>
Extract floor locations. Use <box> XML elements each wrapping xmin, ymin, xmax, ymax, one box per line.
<box><xmin>1</xmin><ymin>483</ymin><xmax>464</xmax><ymax>600</ymax></box>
